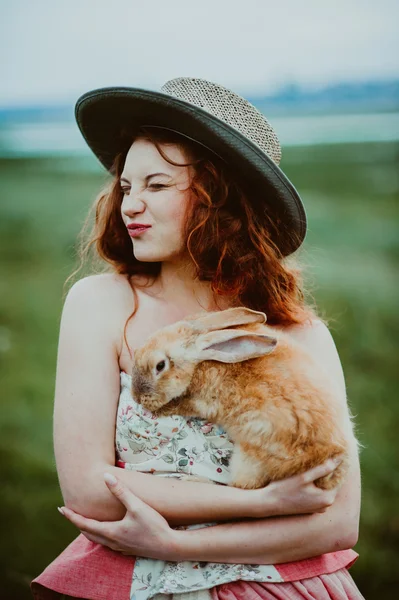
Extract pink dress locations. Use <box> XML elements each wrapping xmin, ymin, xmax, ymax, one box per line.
<box><xmin>31</xmin><ymin>371</ymin><xmax>364</xmax><ymax>600</ymax></box>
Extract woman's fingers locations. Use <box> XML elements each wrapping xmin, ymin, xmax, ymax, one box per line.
<box><xmin>58</xmin><ymin>474</ymin><xmax>152</xmax><ymax>538</ymax></box>
<box><xmin>59</xmin><ymin>506</ymin><xmax>126</xmax><ymax>551</ymax></box>
<box><xmin>301</xmin><ymin>456</ymin><xmax>343</xmax><ymax>485</ymax></box>
<box><xmin>58</xmin><ymin>506</ymin><xmax>108</xmax><ymax>536</ymax></box>
<box><xmin>81</xmin><ymin>530</ymin><xmax>112</xmax><ymax>546</ymax></box>
<box><xmin>103</xmin><ymin>472</ymin><xmax>148</xmax><ymax>514</ymax></box>
<box><xmin>82</xmin><ymin>530</ymin><xmax>128</xmax><ymax>553</ymax></box>
<box><xmin>58</xmin><ymin>473</ymin><xmax>174</xmax><ymax>559</ymax></box>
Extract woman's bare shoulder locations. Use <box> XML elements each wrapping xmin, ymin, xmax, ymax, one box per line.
<box><xmin>62</xmin><ymin>273</ymin><xmax>136</xmax><ymax>348</ymax></box>
<box><xmin>66</xmin><ymin>272</ymin><xmax>133</xmax><ymax>301</ymax></box>
<box><xmin>280</xmin><ymin>317</ymin><xmax>327</xmax><ymax>346</ymax></box>
<box><xmin>280</xmin><ymin>318</ymin><xmax>347</xmax><ymax>396</ymax></box>
<box><xmin>64</xmin><ymin>272</ymin><xmax>136</xmax><ymax>318</ymax></box>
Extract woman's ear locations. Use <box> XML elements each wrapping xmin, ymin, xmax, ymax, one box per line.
<box><xmin>194</xmin><ymin>328</ymin><xmax>277</xmax><ymax>363</ymax></box>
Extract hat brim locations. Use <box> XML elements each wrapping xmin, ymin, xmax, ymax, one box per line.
<box><xmin>75</xmin><ymin>86</ymin><xmax>306</xmax><ymax>255</ymax></box>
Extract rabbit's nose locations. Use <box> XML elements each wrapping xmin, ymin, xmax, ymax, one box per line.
<box><xmin>132</xmin><ymin>373</ymin><xmax>153</xmax><ymax>399</ymax></box>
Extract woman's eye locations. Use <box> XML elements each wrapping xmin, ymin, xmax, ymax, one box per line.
<box><xmin>120</xmin><ymin>184</ymin><xmax>166</xmax><ymax>194</ymax></box>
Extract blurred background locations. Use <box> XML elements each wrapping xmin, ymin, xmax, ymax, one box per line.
<box><xmin>1</xmin><ymin>1</ymin><xmax>398</xmax><ymax>598</ymax></box>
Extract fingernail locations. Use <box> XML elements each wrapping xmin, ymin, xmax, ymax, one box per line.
<box><xmin>104</xmin><ymin>472</ymin><xmax>117</xmax><ymax>486</ymax></box>
<box><xmin>57</xmin><ymin>506</ymin><xmax>65</xmax><ymax>516</ymax></box>
<box><xmin>332</xmin><ymin>456</ymin><xmax>343</xmax><ymax>465</ymax></box>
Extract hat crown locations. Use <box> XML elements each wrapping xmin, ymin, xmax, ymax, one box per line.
<box><xmin>160</xmin><ymin>77</ymin><xmax>282</xmax><ymax>165</ymax></box>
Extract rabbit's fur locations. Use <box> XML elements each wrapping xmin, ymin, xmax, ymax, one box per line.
<box><xmin>130</xmin><ymin>307</ymin><xmax>354</xmax><ymax>490</ymax></box>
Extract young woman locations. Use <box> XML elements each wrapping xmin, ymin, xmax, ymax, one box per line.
<box><xmin>31</xmin><ymin>77</ymin><xmax>364</xmax><ymax>600</ymax></box>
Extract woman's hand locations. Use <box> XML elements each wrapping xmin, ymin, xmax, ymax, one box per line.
<box><xmin>251</xmin><ymin>458</ymin><xmax>343</xmax><ymax>519</ymax></box>
<box><xmin>58</xmin><ymin>473</ymin><xmax>182</xmax><ymax>561</ymax></box>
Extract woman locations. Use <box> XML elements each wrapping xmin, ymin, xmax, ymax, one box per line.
<box><xmin>31</xmin><ymin>77</ymin><xmax>363</xmax><ymax>600</ymax></box>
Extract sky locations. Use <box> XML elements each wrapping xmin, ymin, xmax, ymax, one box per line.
<box><xmin>1</xmin><ymin>0</ymin><xmax>398</xmax><ymax>107</ymax></box>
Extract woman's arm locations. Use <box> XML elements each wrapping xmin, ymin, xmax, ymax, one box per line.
<box><xmin>171</xmin><ymin>440</ymin><xmax>360</xmax><ymax>563</ymax></box>
<box><xmin>95</xmin><ymin>456</ymin><xmax>340</xmax><ymax>526</ymax></box>
<box><xmin>60</xmin><ymin>440</ymin><xmax>360</xmax><ymax>564</ymax></box>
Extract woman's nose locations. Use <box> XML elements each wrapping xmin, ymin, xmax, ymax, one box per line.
<box><xmin>121</xmin><ymin>189</ymin><xmax>146</xmax><ymax>216</ymax></box>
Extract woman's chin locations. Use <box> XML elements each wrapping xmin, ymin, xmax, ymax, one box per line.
<box><xmin>132</xmin><ymin>251</ymin><xmax>163</xmax><ymax>262</ymax></box>
<box><xmin>133</xmin><ymin>252</ymin><xmax>182</xmax><ymax>264</ymax></box>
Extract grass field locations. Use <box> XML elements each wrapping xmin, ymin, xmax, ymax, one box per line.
<box><xmin>1</xmin><ymin>141</ymin><xmax>398</xmax><ymax>598</ymax></box>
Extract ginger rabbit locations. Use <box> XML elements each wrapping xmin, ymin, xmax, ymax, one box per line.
<box><xmin>130</xmin><ymin>307</ymin><xmax>354</xmax><ymax>490</ymax></box>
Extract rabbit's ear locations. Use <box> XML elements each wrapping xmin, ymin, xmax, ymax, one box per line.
<box><xmin>194</xmin><ymin>328</ymin><xmax>277</xmax><ymax>363</ymax></box>
<box><xmin>186</xmin><ymin>307</ymin><xmax>267</xmax><ymax>332</ymax></box>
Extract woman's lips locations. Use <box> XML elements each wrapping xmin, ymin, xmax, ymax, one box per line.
<box><xmin>128</xmin><ymin>226</ymin><xmax>151</xmax><ymax>237</ymax></box>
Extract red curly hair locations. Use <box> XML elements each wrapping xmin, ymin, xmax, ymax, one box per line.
<box><xmin>67</xmin><ymin>126</ymin><xmax>320</xmax><ymax>349</ymax></box>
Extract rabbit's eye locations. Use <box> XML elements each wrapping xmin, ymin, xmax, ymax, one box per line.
<box><xmin>156</xmin><ymin>360</ymin><xmax>166</xmax><ymax>373</ymax></box>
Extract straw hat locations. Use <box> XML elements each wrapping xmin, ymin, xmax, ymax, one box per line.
<box><xmin>75</xmin><ymin>77</ymin><xmax>307</xmax><ymax>256</ymax></box>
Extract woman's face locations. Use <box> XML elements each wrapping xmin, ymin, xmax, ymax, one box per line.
<box><xmin>120</xmin><ymin>138</ymin><xmax>194</xmax><ymax>263</ymax></box>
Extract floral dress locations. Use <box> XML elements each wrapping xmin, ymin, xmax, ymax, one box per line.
<box><xmin>31</xmin><ymin>370</ymin><xmax>362</xmax><ymax>600</ymax></box>
<box><xmin>116</xmin><ymin>371</ymin><xmax>285</xmax><ymax>599</ymax></box>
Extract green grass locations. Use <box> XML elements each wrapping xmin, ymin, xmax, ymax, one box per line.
<box><xmin>1</xmin><ymin>142</ymin><xmax>398</xmax><ymax>598</ymax></box>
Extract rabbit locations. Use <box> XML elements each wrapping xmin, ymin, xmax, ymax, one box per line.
<box><xmin>130</xmin><ymin>306</ymin><xmax>354</xmax><ymax>490</ymax></box>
